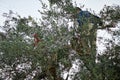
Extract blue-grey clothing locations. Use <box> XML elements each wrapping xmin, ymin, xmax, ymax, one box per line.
<box><xmin>77</xmin><ymin>10</ymin><xmax>91</xmax><ymax>26</ymax></box>
<box><xmin>77</xmin><ymin>10</ymin><xmax>101</xmax><ymax>26</ymax></box>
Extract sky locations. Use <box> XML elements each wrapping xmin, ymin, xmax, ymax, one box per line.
<box><xmin>74</xmin><ymin>0</ymin><xmax>120</xmax><ymax>12</ymax></box>
<box><xmin>0</xmin><ymin>0</ymin><xmax>120</xmax><ymax>26</ymax></box>
<box><xmin>0</xmin><ymin>0</ymin><xmax>41</xmax><ymax>18</ymax></box>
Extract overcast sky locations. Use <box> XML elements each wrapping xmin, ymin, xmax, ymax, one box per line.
<box><xmin>0</xmin><ymin>0</ymin><xmax>120</xmax><ymax>25</ymax></box>
<box><xmin>75</xmin><ymin>0</ymin><xmax>120</xmax><ymax>12</ymax></box>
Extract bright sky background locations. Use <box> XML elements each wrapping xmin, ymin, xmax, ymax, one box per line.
<box><xmin>0</xmin><ymin>0</ymin><xmax>120</xmax><ymax>26</ymax></box>
<box><xmin>74</xmin><ymin>0</ymin><xmax>120</xmax><ymax>12</ymax></box>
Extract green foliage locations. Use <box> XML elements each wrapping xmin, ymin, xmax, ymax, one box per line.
<box><xmin>99</xmin><ymin>5</ymin><xmax>120</xmax><ymax>29</ymax></box>
<box><xmin>0</xmin><ymin>0</ymin><xmax>120</xmax><ymax>80</ymax></box>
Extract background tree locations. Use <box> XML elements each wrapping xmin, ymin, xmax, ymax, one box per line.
<box><xmin>0</xmin><ymin>0</ymin><xmax>120</xmax><ymax>80</ymax></box>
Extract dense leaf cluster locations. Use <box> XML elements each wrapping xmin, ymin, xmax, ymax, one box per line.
<box><xmin>0</xmin><ymin>0</ymin><xmax>120</xmax><ymax>80</ymax></box>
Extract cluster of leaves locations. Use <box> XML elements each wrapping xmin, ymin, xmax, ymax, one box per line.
<box><xmin>100</xmin><ymin>5</ymin><xmax>120</xmax><ymax>28</ymax></box>
<box><xmin>0</xmin><ymin>0</ymin><xmax>120</xmax><ymax>80</ymax></box>
<box><xmin>0</xmin><ymin>1</ymin><xmax>75</xmax><ymax>79</ymax></box>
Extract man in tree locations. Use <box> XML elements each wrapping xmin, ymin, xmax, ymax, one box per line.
<box><xmin>33</xmin><ymin>33</ymin><xmax>40</xmax><ymax>47</ymax></box>
<box><xmin>71</xmin><ymin>7</ymin><xmax>102</xmax><ymax>55</ymax></box>
<box><xmin>75</xmin><ymin>7</ymin><xmax>102</xmax><ymax>27</ymax></box>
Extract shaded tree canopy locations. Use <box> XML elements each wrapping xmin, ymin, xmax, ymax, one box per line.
<box><xmin>0</xmin><ymin>0</ymin><xmax>120</xmax><ymax>80</ymax></box>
